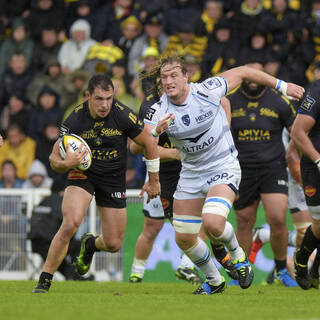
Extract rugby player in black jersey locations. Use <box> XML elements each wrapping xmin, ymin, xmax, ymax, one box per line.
<box><xmin>224</xmin><ymin>60</ymin><xmax>298</xmax><ymax>287</ymax></box>
<box><xmin>32</xmin><ymin>74</ymin><xmax>160</xmax><ymax>293</ymax></box>
<box><xmin>292</xmin><ymin>79</ymin><xmax>320</xmax><ymax>289</ymax></box>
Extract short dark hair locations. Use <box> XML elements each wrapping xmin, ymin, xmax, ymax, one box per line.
<box><xmin>87</xmin><ymin>74</ymin><xmax>114</xmax><ymax>94</ymax></box>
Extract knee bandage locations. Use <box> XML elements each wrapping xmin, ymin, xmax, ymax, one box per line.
<box><xmin>202</xmin><ymin>197</ymin><xmax>232</xmax><ymax>218</ymax></box>
<box><xmin>309</xmin><ymin>205</ymin><xmax>320</xmax><ymax>221</ymax></box>
<box><xmin>172</xmin><ymin>213</ymin><xmax>202</xmax><ymax>234</ymax></box>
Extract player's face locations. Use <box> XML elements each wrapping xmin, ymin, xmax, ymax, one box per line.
<box><xmin>88</xmin><ymin>86</ymin><xmax>114</xmax><ymax>119</ymax></box>
<box><xmin>160</xmin><ymin>63</ymin><xmax>189</xmax><ymax>104</ymax></box>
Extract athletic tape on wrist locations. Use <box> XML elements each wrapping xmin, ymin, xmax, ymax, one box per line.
<box><xmin>315</xmin><ymin>158</ymin><xmax>320</xmax><ymax>168</ymax></box>
<box><xmin>150</xmin><ymin>128</ymin><xmax>160</xmax><ymax>137</ymax></box>
<box><xmin>275</xmin><ymin>79</ymin><xmax>289</xmax><ymax>98</ymax></box>
<box><xmin>143</xmin><ymin>157</ymin><xmax>160</xmax><ymax>172</ymax></box>
<box><xmin>150</xmin><ymin>113</ymin><xmax>173</xmax><ymax>138</ymax></box>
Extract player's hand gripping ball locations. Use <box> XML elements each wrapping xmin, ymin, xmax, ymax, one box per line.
<box><xmin>59</xmin><ymin>134</ymin><xmax>92</xmax><ymax>171</ymax></box>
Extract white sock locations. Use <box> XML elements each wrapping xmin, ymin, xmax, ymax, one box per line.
<box><xmin>288</xmin><ymin>230</ymin><xmax>297</xmax><ymax>247</ymax></box>
<box><xmin>215</xmin><ymin>221</ymin><xmax>243</xmax><ymax>261</ymax></box>
<box><xmin>131</xmin><ymin>258</ymin><xmax>146</xmax><ymax>277</ymax></box>
<box><xmin>185</xmin><ymin>238</ymin><xmax>222</xmax><ymax>285</ymax></box>
<box><xmin>258</xmin><ymin>228</ymin><xmax>271</xmax><ymax>244</ymax></box>
<box><xmin>179</xmin><ymin>253</ymin><xmax>194</xmax><ymax>269</ymax></box>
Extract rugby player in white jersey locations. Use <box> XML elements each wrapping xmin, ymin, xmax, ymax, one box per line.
<box><xmin>143</xmin><ymin>56</ymin><xmax>304</xmax><ymax>294</ymax></box>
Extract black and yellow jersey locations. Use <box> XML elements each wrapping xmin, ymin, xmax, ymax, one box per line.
<box><xmin>227</xmin><ymin>87</ymin><xmax>296</xmax><ymax>168</ymax></box>
<box><xmin>298</xmin><ymin>80</ymin><xmax>320</xmax><ymax>166</ymax></box>
<box><xmin>60</xmin><ymin>99</ymin><xmax>143</xmax><ymax>181</ymax></box>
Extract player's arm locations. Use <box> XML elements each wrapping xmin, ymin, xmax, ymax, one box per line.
<box><xmin>220</xmin><ymin>66</ymin><xmax>304</xmax><ymax>101</ymax></box>
<box><xmin>291</xmin><ymin>113</ymin><xmax>320</xmax><ymax>167</ymax></box>
<box><xmin>0</xmin><ymin>135</ymin><xmax>3</xmax><ymax>147</ymax></box>
<box><xmin>49</xmin><ymin>139</ymin><xmax>88</xmax><ymax>173</ymax></box>
<box><xmin>221</xmin><ymin>97</ymin><xmax>231</xmax><ymax>126</ymax></box>
<box><xmin>286</xmin><ymin>140</ymin><xmax>302</xmax><ymax>185</ymax></box>
<box><xmin>133</xmin><ymin>125</ymin><xmax>160</xmax><ymax>201</ymax></box>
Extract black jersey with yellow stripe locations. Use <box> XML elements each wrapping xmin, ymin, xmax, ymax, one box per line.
<box><xmin>227</xmin><ymin>87</ymin><xmax>296</xmax><ymax>168</ymax></box>
<box><xmin>60</xmin><ymin>99</ymin><xmax>143</xmax><ymax>181</ymax></box>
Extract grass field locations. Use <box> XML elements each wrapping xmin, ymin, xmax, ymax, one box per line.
<box><xmin>1</xmin><ymin>281</ymin><xmax>319</xmax><ymax>320</ymax></box>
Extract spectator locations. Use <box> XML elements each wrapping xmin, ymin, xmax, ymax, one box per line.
<box><xmin>0</xmin><ymin>92</ymin><xmax>31</xmax><ymax>134</ymax></box>
<box><xmin>0</xmin><ymin>18</ymin><xmax>34</xmax><ymax>77</ymax></box>
<box><xmin>22</xmin><ymin>159</ymin><xmax>53</xmax><ymax>189</ymax></box>
<box><xmin>200</xmin><ymin>17</ymin><xmax>238</xmax><ymax>78</ymax></box>
<box><xmin>32</xmin><ymin>27</ymin><xmax>62</xmax><ymax>74</ymax></box>
<box><xmin>0</xmin><ymin>160</ymin><xmax>24</xmax><ymax>189</ymax></box>
<box><xmin>194</xmin><ymin>0</ymin><xmax>224</xmax><ymax>37</ymax></box>
<box><xmin>128</xmin><ymin>12</ymin><xmax>168</xmax><ymax>78</ymax></box>
<box><xmin>0</xmin><ymin>123</ymin><xmax>36</xmax><ymax>180</ymax></box>
<box><xmin>184</xmin><ymin>54</ymin><xmax>202</xmax><ymax>82</ymax></box>
<box><xmin>58</xmin><ymin>19</ymin><xmax>96</xmax><ymax>74</ymax></box>
<box><xmin>117</xmin><ymin>15</ymin><xmax>143</xmax><ymax>60</ymax></box>
<box><xmin>0</xmin><ymin>52</ymin><xmax>33</xmax><ymax>110</ymax></box>
<box><xmin>24</xmin><ymin>0</ymin><xmax>65</xmax><ymax>43</ymax></box>
<box><xmin>163</xmin><ymin>21</ymin><xmax>208</xmax><ymax>64</ymax></box>
<box><xmin>28</xmin><ymin>85</ymin><xmax>63</xmax><ymax>142</ymax></box>
<box><xmin>163</xmin><ymin>0</ymin><xmax>201</xmax><ymax>36</ymax></box>
<box><xmin>27</xmin><ymin>59</ymin><xmax>66</xmax><ymax>108</ymax></box>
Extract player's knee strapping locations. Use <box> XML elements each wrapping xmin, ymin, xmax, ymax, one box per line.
<box><xmin>309</xmin><ymin>205</ymin><xmax>320</xmax><ymax>220</ymax></box>
<box><xmin>294</xmin><ymin>222</ymin><xmax>312</xmax><ymax>238</ymax></box>
<box><xmin>202</xmin><ymin>197</ymin><xmax>232</xmax><ymax>218</ymax></box>
<box><xmin>172</xmin><ymin>214</ymin><xmax>202</xmax><ymax>234</ymax></box>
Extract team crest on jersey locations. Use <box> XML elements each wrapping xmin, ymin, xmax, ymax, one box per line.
<box><xmin>305</xmin><ymin>185</ymin><xmax>316</xmax><ymax>197</ymax></box>
<box><xmin>181</xmin><ymin>114</ymin><xmax>190</xmax><ymax>126</ymax></box>
<box><xmin>202</xmin><ymin>78</ymin><xmax>222</xmax><ymax>90</ymax></box>
<box><xmin>301</xmin><ymin>95</ymin><xmax>315</xmax><ymax>111</ymax></box>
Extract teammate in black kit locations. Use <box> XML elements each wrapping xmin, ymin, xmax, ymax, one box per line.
<box><xmin>224</xmin><ymin>60</ymin><xmax>298</xmax><ymax>286</ymax></box>
<box><xmin>32</xmin><ymin>74</ymin><xmax>160</xmax><ymax>293</ymax></box>
<box><xmin>292</xmin><ymin>79</ymin><xmax>320</xmax><ymax>289</ymax></box>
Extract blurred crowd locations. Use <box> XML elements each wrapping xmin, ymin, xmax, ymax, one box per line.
<box><xmin>0</xmin><ymin>0</ymin><xmax>319</xmax><ymax>191</ymax></box>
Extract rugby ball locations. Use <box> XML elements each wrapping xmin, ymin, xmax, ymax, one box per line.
<box><xmin>59</xmin><ymin>134</ymin><xmax>92</xmax><ymax>171</ymax></box>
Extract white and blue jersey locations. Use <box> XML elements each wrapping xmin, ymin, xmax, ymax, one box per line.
<box><xmin>145</xmin><ymin>76</ymin><xmax>241</xmax><ymax>198</ymax></box>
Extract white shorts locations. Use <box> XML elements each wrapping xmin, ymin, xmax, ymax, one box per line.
<box><xmin>288</xmin><ymin>175</ymin><xmax>308</xmax><ymax>213</ymax></box>
<box><xmin>174</xmin><ymin>161</ymin><xmax>241</xmax><ymax>200</ymax></box>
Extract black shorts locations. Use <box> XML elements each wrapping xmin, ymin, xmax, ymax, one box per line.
<box><xmin>143</xmin><ymin>170</ymin><xmax>179</xmax><ymax>219</ymax></box>
<box><xmin>233</xmin><ymin>165</ymin><xmax>288</xmax><ymax>210</ymax></box>
<box><xmin>301</xmin><ymin>162</ymin><xmax>320</xmax><ymax>207</ymax></box>
<box><xmin>66</xmin><ymin>170</ymin><xmax>126</xmax><ymax>208</ymax></box>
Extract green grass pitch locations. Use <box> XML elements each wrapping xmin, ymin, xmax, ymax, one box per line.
<box><xmin>0</xmin><ymin>281</ymin><xmax>319</xmax><ymax>320</ymax></box>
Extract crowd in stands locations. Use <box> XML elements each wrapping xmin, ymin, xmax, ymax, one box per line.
<box><xmin>0</xmin><ymin>0</ymin><xmax>319</xmax><ymax>191</ymax></box>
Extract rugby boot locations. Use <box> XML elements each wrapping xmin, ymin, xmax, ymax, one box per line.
<box><xmin>233</xmin><ymin>250</ymin><xmax>254</xmax><ymax>289</ymax></box>
<box><xmin>275</xmin><ymin>268</ymin><xmax>298</xmax><ymax>287</ymax></box>
<box><xmin>249</xmin><ymin>227</ymin><xmax>265</xmax><ymax>264</ymax></box>
<box><xmin>192</xmin><ymin>277</ymin><xmax>226</xmax><ymax>295</ymax></box>
<box><xmin>218</xmin><ymin>252</ymin><xmax>239</xmax><ymax>280</ymax></box>
<box><xmin>175</xmin><ymin>267</ymin><xmax>203</xmax><ymax>284</ymax></box>
<box><xmin>129</xmin><ymin>273</ymin><xmax>143</xmax><ymax>283</ymax></box>
<box><xmin>32</xmin><ymin>279</ymin><xmax>51</xmax><ymax>293</ymax></box>
<box><xmin>294</xmin><ymin>249</ymin><xmax>311</xmax><ymax>290</ymax></box>
<box><xmin>309</xmin><ymin>263</ymin><xmax>319</xmax><ymax>289</ymax></box>
<box><xmin>75</xmin><ymin>232</ymin><xmax>96</xmax><ymax>276</ymax></box>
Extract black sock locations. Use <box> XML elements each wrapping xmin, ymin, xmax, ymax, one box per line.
<box><xmin>39</xmin><ymin>272</ymin><xmax>53</xmax><ymax>284</ymax></box>
<box><xmin>275</xmin><ymin>259</ymin><xmax>286</xmax><ymax>272</ymax></box>
<box><xmin>85</xmin><ymin>236</ymin><xmax>100</xmax><ymax>253</ymax></box>
<box><xmin>211</xmin><ymin>243</ymin><xmax>228</xmax><ymax>262</ymax></box>
<box><xmin>297</xmin><ymin>226</ymin><xmax>320</xmax><ymax>265</ymax></box>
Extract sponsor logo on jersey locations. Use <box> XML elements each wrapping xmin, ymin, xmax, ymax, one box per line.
<box><xmin>111</xmin><ymin>192</ymin><xmax>126</xmax><ymax>199</ymax></box>
<box><xmin>260</xmin><ymin>108</ymin><xmax>279</xmax><ymax>118</ymax></box>
<box><xmin>160</xmin><ymin>198</ymin><xmax>170</xmax><ymax>210</ymax></box>
<box><xmin>196</xmin><ymin>90</ymin><xmax>208</xmax><ymax>98</ymax></box>
<box><xmin>195</xmin><ymin>110</ymin><xmax>213</xmax><ymax>123</ymax></box>
<box><xmin>68</xmin><ymin>170</ymin><xmax>88</xmax><ymax>180</ymax></box>
<box><xmin>305</xmin><ymin>185</ymin><xmax>316</xmax><ymax>197</ymax></box>
<box><xmin>181</xmin><ymin>114</ymin><xmax>191</xmax><ymax>126</ymax></box>
<box><xmin>301</xmin><ymin>95</ymin><xmax>315</xmax><ymax>111</ymax></box>
<box><xmin>277</xmin><ymin>179</ymin><xmax>288</xmax><ymax>187</ymax></box>
<box><xmin>59</xmin><ymin>125</ymin><xmax>69</xmax><ymax>137</ymax></box>
<box><xmin>238</xmin><ymin>129</ymin><xmax>270</xmax><ymax>141</ymax></box>
<box><xmin>100</xmin><ymin>128</ymin><xmax>122</xmax><ymax>136</ymax></box>
<box><xmin>248</xmin><ymin>112</ymin><xmax>256</xmax><ymax>122</ymax></box>
<box><xmin>94</xmin><ymin>121</ymin><xmax>104</xmax><ymax>128</ymax></box>
<box><xmin>231</xmin><ymin>108</ymin><xmax>246</xmax><ymax>118</ymax></box>
<box><xmin>202</xmin><ymin>78</ymin><xmax>222</xmax><ymax>90</ymax></box>
<box><xmin>207</xmin><ymin>172</ymin><xmax>234</xmax><ymax>185</ymax></box>
<box><xmin>145</xmin><ymin>107</ymin><xmax>156</xmax><ymax>121</ymax></box>
<box><xmin>182</xmin><ymin>136</ymin><xmax>214</xmax><ymax>153</ymax></box>
<box><xmin>92</xmin><ymin>148</ymin><xmax>118</xmax><ymax>160</ymax></box>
